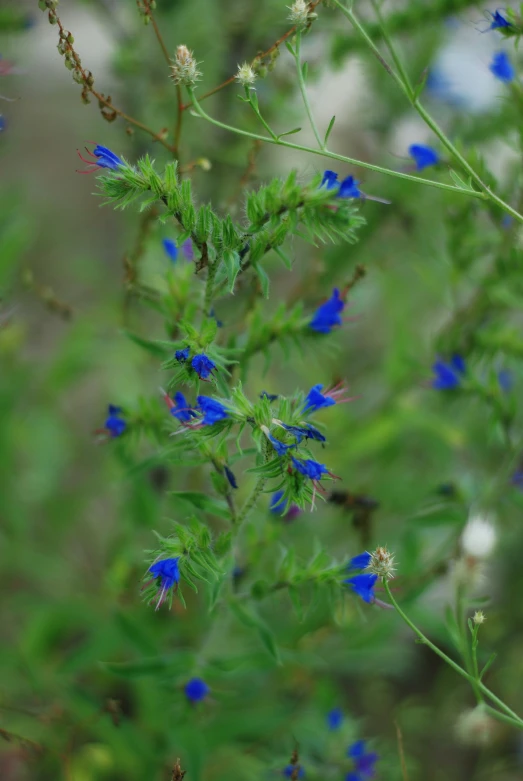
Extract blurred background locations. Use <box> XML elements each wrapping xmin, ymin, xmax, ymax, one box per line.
<box><xmin>2</xmin><ymin>0</ymin><xmax>523</xmax><ymax>779</ymax></box>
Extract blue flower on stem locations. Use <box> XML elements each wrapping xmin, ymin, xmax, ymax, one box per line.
<box><xmin>489</xmin><ymin>51</ymin><xmax>515</xmax><ymax>82</ymax></box>
<box><xmin>349</xmin><ymin>552</ymin><xmax>372</xmax><ymax>570</ymax></box>
<box><xmin>432</xmin><ymin>354</ymin><xmax>465</xmax><ymax>390</ymax></box>
<box><xmin>281</xmin><ymin>422</ymin><xmax>326</xmax><ymax>443</ymax></box>
<box><xmin>104</xmin><ymin>404</ymin><xmax>126</xmax><ymax>437</ymax></box>
<box><xmin>347</xmin><ymin>740</ymin><xmax>379</xmax><ymax>779</ymax></box>
<box><xmin>321</xmin><ymin>170</ymin><xmax>339</xmax><ymax>190</ymax></box>
<box><xmin>309</xmin><ymin>288</ymin><xmax>345</xmax><ymax>334</ymax></box>
<box><xmin>163</xmin><ymin>238</ymin><xmax>178</xmax><ymax>261</ymax></box>
<box><xmin>327</xmin><ymin>707</ymin><xmax>343</xmax><ymax>730</ymax></box>
<box><xmin>148</xmin><ymin>557</ymin><xmax>180</xmax><ymax>610</ymax></box>
<box><xmin>77</xmin><ymin>144</ymin><xmax>124</xmax><ymax>173</ymax></box>
<box><xmin>344</xmin><ymin>573</ymin><xmax>378</xmax><ymax>604</ymax></box>
<box><xmin>303</xmin><ymin>382</ymin><xmax>352</xmax><ymax>413</ymax></box>
<box><xmin>170</xmin><ymin>391</ymin><xmax>198</xmax><ymax>423</ymax></box>
<box><xmin>184</xmin><ymin>677</ymin><xmax>209</xmax><ymax>702</ymax></box>
<box><xmin>486</xmin><ymin>10</ymin><xmax>511</xmax><ymax>30</ymax></box>
<box><xmin>263</xmin><ymin>427</ymin><xmax>295</xmax><ymax>457</ymax></box>
<box><xmin>175</xmin><ymin>346</ymin><xmax>190</xmax><ymax>362</ymax></box>
<box><xmin>283</xmin><ymin>766</ymin><xmax>305</xmax><ymax>778</ymax></box>
<box><xmin>192</xmin><ymin>354</ymin><xmax>216</xmax><ymax>380</ymax></box>
<box><xmin>197</xmin><ymin>396</ymin><xmax>229</xmax><ymax>426</ymax></box>
<box><xmin>408</xmin><ymin>144</ymin><xmax>440</xmax><ymax>171</ymax></box>
<box><xmin>321</xmin><ymin>170</ymin><xmax>361</xmax><ymax>198</ymax></box>
<box><xmin>224</xmin><ymin>465</ymin><xmax>238</xmax><ymax>489</ymax></box>
<box><xmin>292</xmin><ymin>457</ymin><xmax>330</xmax><ymax>481</ymax></box>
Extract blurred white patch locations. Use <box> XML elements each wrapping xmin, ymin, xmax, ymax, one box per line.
<box><xmin>461</xmin><ymin>514</ymin><xmax>497</xmax><ymax>559</ymax></box>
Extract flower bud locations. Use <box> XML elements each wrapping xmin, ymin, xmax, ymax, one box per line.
<box><xmin>236</xmin><ymin>62</ymin><xmax>256</xmax><ymax>87</ymax></box>
<box><xmin>366</xmin><ymin>546</ymin><xmax>396</xmax><ymax>580</ymax></box>
<box><xmin>461</xmin><ymin>515</ymin><xmax>496</xmax><ymax>560</ymax></box>
<box><xmin>455</xmin><ymin>706</ymin><xmax>496</xmax><ymax>746</ymax></box>
<box><xmin>170</xmin><ymin>45</ymin><xmax>201</xmax><ymax>87</ymax></box>
<box><xmin>287</xmin><ymin>0</ymin><xmax>310</xmax><ymax>28</ymax></box>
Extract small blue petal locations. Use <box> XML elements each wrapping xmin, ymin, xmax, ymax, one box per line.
<box><xmin>184</xmin><ymin>677</ymin><xmax>209</xmax><ymax>702</ymax></box>
<box><xmin>349</xmin><ymin>552</ymin><xmax>371</xmax><ymax>570</ymax></box>
<box><xmin>337</xmin><ymin>175</ymin><xmax>361</xmax><ymax>199</ymax></box>
<box><xmin>292</xmin><ymin>457</ymin><xmax>329</xmax><ymax>481</ymax></box>
<box><xmin>498</xmin><ymin>369</ymin><xmax>512</xmax><ymax>392</ymax></box>
<box><xmin>268</xmin><ymin>433</ymin><xmax>295</xmax><ymax>457</ymax></box>
<box><xmin>197</xmin><ymin>396</ymin><xmax>229</xmax><ymax>426</ymax></box>
<box><xmin>304</xmin><ymin>385</ymin><xmax>336</xmax><ymax>413</ymax></box>
<box><xmin>489</xmin><ymin>51</ymin><xmax>515</xmax><ymax>82</ymax></box>
<box><xmin>270</xmin><ymin>490</ymin><xmax>287</xmax><ymax>514</ymax></box>
<box><xmin>348</xmin><ymin>740</ymin><xmax>367</xmax><ymax>759</ymax></box>
<box><xmin>321</xmin><ymin>170</ymin><xmax>339</xmax><ymax>190</ymax></box>
<box><xmin>191</xmin><ymin>354</ymin><xmax>216</xmax><ymax>379</ymax></box>
<box><xmin>224</xmin><ymin>465</ymin><xmax>238</xmax><ymax>489</ymax></box>
<box><xmin>93</xmin><ymin>144</ymin><xmax>124</xmax><ymax>170</ymax></box>
<box><xmin>488</xmin><ymin>10</ymin><xmax>511</xmax><ymax>30</ymax></box>
<box><xmin>344</xmin><ymin>573</ymin><xmax>378</xmax><ymax>604</ymax></box>
<box><xmin>309</xmin><ymin>288</ymin><xmax>345</xmax><ymax>334</ymax></box>
<box><xmin>327</xmin><ymin>708</ymin><xmax>343</xmax><ymax>730</ymax></box>
<box><xmin>163</xmin><ymin>238</ymin><xmax>178</xmax><ymax>261</ymax></box>
<box><xmin>175</xmin><ymin>347</ymin><xmax>190</xmax><ymax>362</ymax></box>
<box><xmin>171</xmin><ymin>391</ymin><xmax>197</xmax><ymax>422</ymax></box>
<box><xmin>432</xmin><ymin>356</ymin><xmax>465</xmax><ymax>390</ymax></box>
<box><xmin>408</xmin><ymin>144</ymin><xmax>440</xmax><ymax>171</ymax></box>
<box><xmin>149</xmin><ymin>557</ymin><xmax>180</xmax><ymax>591</ymax></box>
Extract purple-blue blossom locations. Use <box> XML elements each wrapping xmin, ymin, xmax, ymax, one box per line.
<box><xmin>432</xmin><ymin>355</ymin><xmax>465</xmax><ymax>390</ymax></box>
<box><xmin>321</xmin><ymin>170</ymin><xmax>361</xmax><ymax>198</ymax></box>
<box><xmin>224</xmin><ymin>465</ymin><xmax>238</xmax><ymax>488</ymax></box>
<box><xmin>281</xmin><ymin>423</ymin><xmax>326</xmax><ymax>443</ymax></box>
<box><xmin>489</xmin><ymin>51</ymin><xmax>515</xmax><ymax>82</ymax></box>
<box><xmin>486</xmin><ymin>10</ymin><xmax>511</xmax><ymax>30</ymax></box>
<box><xmin>175</xmin><ymin>346</ymin><xmax>190</xmax><ymax>362</ymax></box>
<box><xmin>303</xmin><ymin>382</ymin><xmax>352</xmax><ymax>413</ymax></box>
<box><xmin>344</xmin><ymin>573</ymin><xmax>378</xmax><ymax>604</ymax></box>
<box><xmin>347</xmin><ymin>740</ymin><xmax>379</xmax><ymax>779</ymax></box>
<box><xmin>163</xmin><ymin>238</ymin><xmax>178</xmax><ymax>261</ymax></box>
<box><xmin>104</xmin><ymin>404</ymin><xmax>126</xmax><ymax>437</ymax></box>
<box><xmin>349</xmin><ymin>552</ymin><xmax>372</xmax><ymax>570</ymax></box>
<box><xmin>77</xmin><ymin>144</ymin><xmax>124</xmax><ymax>173</ymax></box>
<box><xmin>148</xmin><ymin>557</ymin><xmax>180</xmax><ymax>610</ymax></box>
<box><xmin>196</xmin><ymin>396</ymin><xmax>229</xmax><ymax>426</ymax></box>
<box><xmin>309</xmin><ymin>288</ymin><xmax>345</xmax><ymax>334</ymax></box>
<box><xmin>327</xmin><ymin>707</ymin><xmax>343</xmax><ymax>730</ymax></box>
<box><xmin>192</xmin><ymin>354</ymin><xmax>216</xmax><ymax>379</ymax></box>
<box><xmin>408</xmin><ymin>144</ymin><xmax>440</xmax><ymax>171</ymax></box>
<box><xmin>170</xmin><ymin>391</ymin><xmax>197</xmax><ymax>423</ymax></box>
<box><xmin>292</xmin><ymin>457</ymin><xmax>329</xmax><ymax>481</ymax></box>
<box><xmin>184</xmin><ymin>677</ymin><xmax>209</xmax><ymax>702</ymax></box>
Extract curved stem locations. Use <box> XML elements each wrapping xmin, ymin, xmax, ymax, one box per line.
<box><xmin>331</xmin><ymin>0</ymin><xmax>523</xmax><ymax>224</ymax></box>
<box><xmin>187</xmin><ymin>89</ymin><xmax>486</xmax><ymax>199</ymax></box>
<box><xmin>384</xmin><ymin>581</ymin><xmax>523</xmax><ymax>729</ymax></box>
<box><xmin>294</xmin><ymin>31</ymin><xmax>324</xmax><ymax>149</ymax></box>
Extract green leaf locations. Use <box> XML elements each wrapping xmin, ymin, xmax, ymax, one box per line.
<box><xmin>301</xmin><ymin>61</ymin><xmax>308</xmax><ymax>80</ymax></box>
<box><xmin>324</xmin><ymin>114</ymin><xmax>336</xmax><ymax>146</ymax></box>
<box><xmin>480</xmin><ymin>652</ymin><xmax>498</xmax><ymax>680</ymax></box>
<box><xmin>223</xmin><ymin>250</ymin><xmax>241</xmax><ymax>294</ymax></box>
<box><xmin>253</xmin><ymin>263</ymin><xmax>270</xmax><ymax>298</ymax></box>
<box><xmin>123</xmin><ymin>331</ymin><xmax>172</xmax><ymax>357</ymax></box>
<box><xmin>277</xmin><ymin>127</ymin><xmax>302</xmax><ymax>139</ymax></box>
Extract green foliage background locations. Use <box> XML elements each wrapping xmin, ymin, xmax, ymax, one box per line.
<box><xmin>2</xmin><ymin>1</ymin><xmax>523</xmax><ymax>779</ymax></box>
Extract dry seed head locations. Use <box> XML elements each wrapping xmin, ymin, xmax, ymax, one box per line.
<box><xmin>236</xmin><ymin>62</ymin><xmax>257</xmax><ymax>87</ymax></box>
<box><xmin>366</xmin><ymin>546</ymin><xmax>396</xmax><ymax>580</ymax></box>
<box><xmin>170</xmin><ymin>45</ymin><xmax>201</xmax><ymax>87</ymax></box>
<box><xmin>287</xmin><ymin>0</ymin><xmax>310</xmax><ymax>28</ymax></box>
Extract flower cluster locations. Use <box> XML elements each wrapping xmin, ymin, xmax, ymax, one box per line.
<box><xmin>162</xmin><ymin>390</ymin><xmax>229</xmax><ymax>427</ymax></box>
<box><xmin>170</xmin><ymin>44</ymin><xmax>201</xmax><ymax>87</ymax></box>
<box><xmin>346</xmin><ymin>740</ymin><xmax>379</xmax><ymax>781</ymax></box>
<box><xmin>173</xmin><ymin>346</ymin><xmax>217</xmax><ymax>379</ymax></box>
<box><xmin>431</xmin><ymin>354</ymin><xmax>466</xmax><ymax>390</ymax></box>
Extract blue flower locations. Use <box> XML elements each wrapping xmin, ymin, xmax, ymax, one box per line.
<box><xmin>192</xmin><ymin>354</ymin><xmax>216</xmax><ymax>380</ymax></box>
<box><xmin>304</xmin><ymin>384</ymin><xmax>336</xmax><ymax>412</ymax></box>
<box><xmin>175</xmin><ymin>347</ymin><xmax>190</xmax><ymax>362</ymax></box>
<box><xmin>197</xmin><ymin>396</ymin><xmax>229</xmax><ymax>426</ymax></box>
<box><xmin>489</xmin><ymin>51</ymin><xmax>515</xmax><ymax>82</ymax></box>
<box><xmin>281</xmin><ymin>423</ymin><xmax>326</xmax><ymax>443</ymax></box>
<box><xmin>487</xmin><ymin>10</ymin><xmax>511</xmax><ymax>30</ymax></box>
<box><xmin>338</xmin><ymin>175</ymin><xmax>361</xmax><ymax>199</ymax></box>
<box><xmin>283</xmin><ymin>766</ymin><xmax>305</xmax><ymax>778</ymax></box>
<box><xmin>148</xmin><ymin>557</ymin><xmax>180</xmax><ymax>609</ymax></box>
<box><xmin>321</xmin><ymin>169</ymin><xmax>339</xmax><ymax>190</ymax></box>
<box><xmin>408</xmin><ymin>144</ymin><xmax>440</xmax><ymax>171</ymax></box>
<box><xmin>104</xmin><ymin>404</ymin><xmax>126</xmax><ymax>437</ymax></box>
<box><xmin>349</xmin><ymin>552</ymin><xmax>371</xmax><ymax>570</ymax></box>
<box><xmin>292</xmin><ymin>457</ymin><xmax>329</xmax><ymax>481</ymax></box>
<box><xmin>170</xmin><ymin>391</ymin><xmax>197</xmax><ymax>423</ymax></box>
<box><xmin>163</xmin><ymin>238</ymin><xmax>178</xmax><ymax>261</ymax></box>
<box><xmin>267</xmin><ymin>433</ymin><xmax>295</xmax><ymax>457</ymax></box>
<box><xmin>327</xmin><ymin>707</ymin><xmax>343</xmax><ymax>730</ymax></box>
<box><xmin>184</xmin><ymin>677</ymin><xmax>209</xmax><ymax>702</ymax></box>
<box><xmin>260</xmin><ymin>391</ymin><xmax>279</xmax><ymax>401</ymax></box>
<box><xmin>498</xmin><ymin>369</ymin><xmax>512</xmax><ymax>392</ymax></box>
<box><xmin>344</xmin><ymin>573</ymin><xmax>378</xmax><ymax>604</ymax></box>
<box><xmin>309</xmin><ymin>288</ymin><xmax>345</xmax><ymax>334</ymax></box>
<box><xmin>432</xmin><ymin>354</ymin><xmax>466</xmax><ymax>390</ymax></box>
<box><xmin>77</xmin><ymin>144</ymin><xmax>124</xmax><ymax>172</ymax></box>
<box><xmin>224</xmin><ymin>465</ymin><xmax>238</xmax><ymax>489</ymax></box>
<box><xmin>347</xmin><ymin>740</ymin><xmax>379</xmax><ymax>779</ymax></box>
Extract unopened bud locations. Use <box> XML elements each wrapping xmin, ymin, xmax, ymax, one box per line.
<box><xmin>67</xmin><ymin>33</ymin><xmax>74</xmax><ymax>44</ymax></box>
<box><xmin>366</xmin><ymin>546</ymin><xmax>396</xmax><ymax>580</ymax></box>
<box><xmin>287</xmin><ymin>0</ymin><xmax>310</xmax><ymax>28</ymax></box>
<box><xmin>170</xmin><ymin>45</ymin><xmax>201</xmax><ymax>87</ymax></box>
<box><xmin>236</xmin><ymin>62</ymin><xmax>256</xmax><ymax>87</ymax></box>
<box><xmin>48</xmin><ymin>10</ymin><xmax>58</xmax><ymax>24</ymax></box>
<box><xmin>455</xmin><ymin>706</ymin><xmax>496</xmax><ymax>747</ymax></box>
<box><xmin>72</xmin><ymin>69</ymin><xmax>84</xmax><ymax>85</ymax></box>
<box><xmin>38</xmin><ymin>0</ymin><xmax>47</xmax><ymax>10</ymax></box>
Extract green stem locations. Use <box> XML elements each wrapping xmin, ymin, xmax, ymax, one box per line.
<box><xmin>331</xmin><ymin>0</ymin><xmax>523</xmax><ymax>224</ymax></box>
<box><xmin>187</xmin><ymin>88</ymin><xmax>487</xmax><ymax>199</ymax></box>
<box><xmin>484</xmin><ymin>704</ymin><xmax>523</xmax><ymax>730</ymax></box>
<box><xmin>457</xmin><ymin>587</ymin><xmax>484</xmax><ymax>704</ymax></box>
<box><xmin>294</xmin><ymin>31</ymin><xmax>324</xmax><ymax>149</ymax></box>
<box><xmin>369</xmin><ymin>0</ymin><xmax>413</xmax><ymax>98</ymax></box>
<box><xmin>203</xmin><ymin>260</ymin><xmax>217</xmax><ymax>316</ymax></box>
<box><xmin>235</xmin><ymin>474</ymin><xmax>266</xmax><ymax>528</ymax></box>
<box><xmin>384</xmin><ymin>581</ymin><xmax>523</xmax><ymax>729</ymax></box>
<box><xmin>246</xmin><ymin>87</ymin><xmax>278</xmax><ymax>140</ymax></box>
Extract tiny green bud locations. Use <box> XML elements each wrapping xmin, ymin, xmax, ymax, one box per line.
<box><xmin>67</xmin><ymin>33</ymin><xmax>74</xmax><ymax>44</ymax></box>
<box><xmin>48</xmin><ymin>10</ymin><xmax>58</xmax><ymax>24</ymax></box>
<box><xmin>64</xmin><ymin>58</ymin><xmax>74</xmax><ymax>71</ymax></box>
<box><xmin>72</xmin><ymin>69</ymin><xmax>84</xmax><ymax>85</ymax></box>
<box><xmin>38</xmin><ymin>0</ymin><xmax>47</xmax><ymax>10</ymax></box>
<box><xmin>473</xmin><ymin>610</ymin><xmax>486</xmax><ymax>625</ymax></box>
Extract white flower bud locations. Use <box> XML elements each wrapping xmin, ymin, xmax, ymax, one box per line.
<box><xmin>461</xmin><ymin>515</ymin><xmax>496</xmax><ymax>559</ymax></box>
<box><xmin>455</xmin><ymin>706</ymin><xmax>496</xmax><ymax>746</ymax></box>
<box><xmin>170</xmin><ymin>45</ymin><xmax>201</xmax><ymax>87</ymax></box>
<box><xmin>473</xmin><ymin>610</ymin><xmax>486</xmax><ymax>625</ymax></box>
<box><xmin>236</xmin><ymin>62</ymin><xmax>256</xmax><ymax>87</ymax></box>
<box><xmin>366</xmin><ymin>546</ymin><xmax>396</xmax><ymax>580</ymax></box>
<box><xmin>287</xmin><ymin>0</ymin><xmax>310</xmax><ymax>28</ymax></box>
